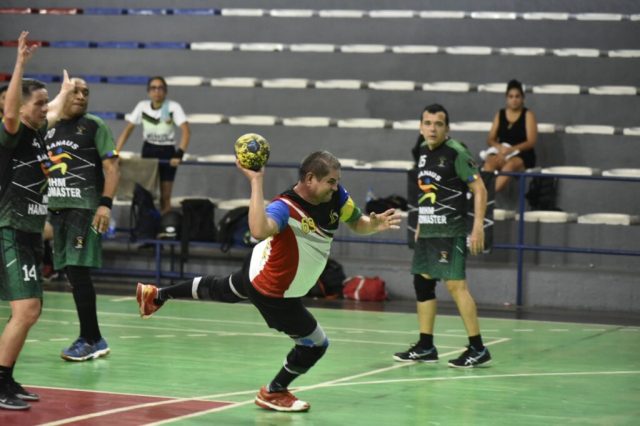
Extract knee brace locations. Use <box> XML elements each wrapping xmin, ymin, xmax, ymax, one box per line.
<box><xmin>201</xmin><ymin>275</ymin><xmax>247</xmax><ymax>303</ymax></box>
<box><xmin>413</xmin><ymin>274</ymin><xmax>437</xmax><ymax>302</ymax></box>
<box><xmin>284</xmin><ymin>325</ymin><xmax>329</xmax><ymax>375</ymax></box>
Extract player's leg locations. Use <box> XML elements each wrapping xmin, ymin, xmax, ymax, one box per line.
<box><xmin>136</xmin><ymin>271</ymin><xmax>247</xmax><ymax>318</ymax></box>
<box><xmin>54</xmin><ymin>209</ymin><xmax>109</xmax><ymax>361</ymax></box>
<box><xmin>249</xmin><ymin>286</ymin><xmax>325</xmax><ymax>412</ymax></box>
<box><xmin>394</xmin><ymin>238</ymin><xmax>439</xmax><ymax>362</ymax></box>
<box><xmin>443</xmin><ymin>237</ymin><xmax>491</xmax><ymax>368</ymax></box>
<box><xmin>0</xmin><ymin>228</ymin><xmax>43</xmax><ymax>409</ymax></box>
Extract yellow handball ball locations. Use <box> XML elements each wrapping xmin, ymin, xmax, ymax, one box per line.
<box><xmin>234</xmin><ymin>133</ymin><xmax>270</xmax><ymax>171</ymax></box>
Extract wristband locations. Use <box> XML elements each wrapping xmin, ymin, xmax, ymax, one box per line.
<box><xmin>99</xmin><ymin>196</ymin><xmax>113</xmax><ymax>209</ymax></box>
<box><xmin>173</xmin><ymin>148</ymin><xmax>185</xmax><ymax>160</ymax></box>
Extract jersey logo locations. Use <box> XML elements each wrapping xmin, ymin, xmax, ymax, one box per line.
<box><xmin>438</xmin><ymin>250</ymin><xmax>449</xmax><ymax>263</ymax></box>
<box><xmin>42</xmin><ymin>149</ymin><xmax>73</xmax><ymax>176</ymax></box>
<box><xmin>300</xmin><ymin>217</ymin><xmax>317</xmax><ymax>234</ymax></box>
<box><xmin>329</xmin><ymin>210</ymin><xmax>339</xmax><ymax>224</ymax></box>
<box><xmin>418</xmin><ymin>178</ymin><xmax>437</xmax><ymax>205</ymax></box>
<box><xmin>75</xmin><ymin>125</ymin><xmax>86</xmax><ymax>135</ymax></box>
<box><xmin>437</xmin><ymin>156</ymin><xmax>447</xmax><ymax>168</ymax></box>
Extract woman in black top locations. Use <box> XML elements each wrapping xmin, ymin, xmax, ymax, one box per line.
<box><xmin>483</xmin><ymin>79</ymin><xmax>538</xmax><ymax>192</ymax></box>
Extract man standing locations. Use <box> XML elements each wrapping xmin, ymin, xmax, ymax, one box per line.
<box><xmin>0</xmin><ymin>31</ymin><xmax>73</xmax><ymax>410</ymax></box>
<box><xmin>45</xmin><ymin>78</ymin><xmax>120</xmax><ymax>361</ymax></box>
<box><xmin>393</xmin><ymin>104</ymin><xmax>492</xmax><ymax>368</ymax></box>
<box><xmin>137</xmin><ymin>151</ymin><xmax>401</xmax><ymax>412</ymax></box>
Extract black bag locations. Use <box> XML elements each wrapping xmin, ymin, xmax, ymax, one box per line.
<box><xmin>158</xmin><ymin>210</ymin><xmax>182</xmax><ymax>240</ymax></box>
<box><xmin>217</xmin><ymin>206</ymin><xmax>254</xmax><ymax>253</ymax></box>
<box><xmin>130</xmin><ymin>183</ymin><xmax>161</xmax><ymax>241</ymax></box>
<box><xmin>526</xmin><ymin>177</ymin><xmax>560</xmax><ymax>210</ymax></box>
<box><xmin>180</xmin><ymin>199</ymin><xmax>216</xmax><ymax>261</ymax></box>
<box><xmin>365</xmin><ymin>195</ymin><xmax>409</xmax><ymax>214</ymax></box>
<box><xmin>306</xmin><ymin>258</ymin><xmax>346</xmax><ymax>299</ymax></box>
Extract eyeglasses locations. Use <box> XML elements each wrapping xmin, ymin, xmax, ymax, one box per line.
<box><xmin>148</xmin><ymin>86</ymin><xmax>166</xmax><ymax>91</ymax></box>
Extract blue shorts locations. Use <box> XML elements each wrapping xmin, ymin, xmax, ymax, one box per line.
<box><xmin>142</xmin><ymin>141</ymin><xmax>178</xmax><ymax>182</ymax></box>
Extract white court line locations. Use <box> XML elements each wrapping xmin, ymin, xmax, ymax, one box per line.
<box><xmin>326</xmin><ymin>369</ymin><xmax>640</xmax><ymax>388</ymax></box>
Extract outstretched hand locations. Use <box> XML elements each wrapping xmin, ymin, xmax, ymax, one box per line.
<box><xmin>368</xmin><ymin>208</ymin><xmax>402</xmax><ymax>232</ymax></box>
<box><xmin>17</xmin><ymin>31</ymin><xmax>37</xmax><ymax>64</ymax></box>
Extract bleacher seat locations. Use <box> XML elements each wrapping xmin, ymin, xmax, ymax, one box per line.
<box><xmin>541</xmin><ymin>166</ymin><xmax>599</xmax><ymax>176</ymax></box>
<box><xmin>577</xmin><ymin>213</ymin><xmax>639</xmax><ymax>226</ymax></box>
<box><xmin>602</xmin><ymin>168</ymin><xmax>640</xmax><ymax>178</ymax></box>
<box><xmin>494</xmin><ymin>209</ymin><xmax>516</xmax><ymax>221</ymax></box>
<box><xmin>518</xmin><ymin>211</ymin><xmax>578</xmax><ymax>223</ymax></box>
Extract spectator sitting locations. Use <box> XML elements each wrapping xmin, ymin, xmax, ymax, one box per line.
<box><xmin>482</xmin><ymin>79</ymin><xmax>538</xmax><ymax>192</ymax></box>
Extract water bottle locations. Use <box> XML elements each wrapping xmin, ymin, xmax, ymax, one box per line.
<box><xmin>104</xmin><ymin>217</ymin><xmax>117</xmax><ymax>239</ymax></box>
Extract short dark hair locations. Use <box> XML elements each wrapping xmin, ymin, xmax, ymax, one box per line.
<box><xmin>21</xmin><ymin>79</ymin><xmax>47</xmax><ymax>100</ymax></box>
<box><xmin>506</xmin><ymin>79</ymin><xmax>524</xmax><ymax>97</ymax></box>
<box><xmin>421</xmin><ymin>103</ymin><xmax>450</xmax><ymax>126</ymax></box>
<box><xmin>298</xmin><ymin>151</ymin><xmax>341</xmax><ymax>181</ymax></box>
<box><xmin>147</xmin><ymin>76</ymin><xmax>168</xmax><ymax>91</ymax></box>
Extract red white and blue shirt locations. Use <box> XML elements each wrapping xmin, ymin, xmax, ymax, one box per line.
<box><xmin>249</xmin><ymin>185</ymin><xmax>362</xmax><ymax>298</ymax></box>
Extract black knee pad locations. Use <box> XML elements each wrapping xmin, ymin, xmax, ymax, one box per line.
<box><xmin>413</xmin><ymin>275</ymin><xmax>437</xmax><ymax>302</ymax></box>
<box><xmin>202</xmin><ymin>275</ymin><xmax>246</xmax><ymax>303</ymax></box>
<box><xmin>285</xmin><ymin>344</ymin><xmax>329</xmax><ymax>375</ymax></box>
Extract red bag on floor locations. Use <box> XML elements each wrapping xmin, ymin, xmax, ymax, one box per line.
<box><xmin>342</xmin><ymin>276</ymin><xmax>388</xmax><ymax>301</ymax></box>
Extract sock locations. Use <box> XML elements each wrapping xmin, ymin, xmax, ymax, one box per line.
<box><xmin>0</xmin><ymin>365</ymin><xmax>11</xmax><ymax>385</ymax></box>
<box><xmin>469</xmin><ymin>335</ymin><xmax>485</xmax><ymax>351</ymax></box>
<box><xmin>418</xmin><ymin>333</ymin><xmax>434</xmax><ymax>349</ymax></box>
<box><xmin>268</xmin><ymin>367</ymin><xmax>299</xmax><ymax>392</ymax></box>
<box><xmin>66</xmin><ymin>266</ymin><xmax>101</xmax><ymax>344</ymax></box>
<box><xmin>157</xmin><ymin>279</ymin><xmax>197</xmax><ymax>302</ymax></box>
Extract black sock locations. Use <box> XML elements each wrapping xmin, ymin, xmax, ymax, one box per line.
<box><xmin>66</xmin><ymin>266</ymin><xmax>101</xmax><ymax>344</ymax></box>
<box><xmin>0</xmin><ymin>365</ymin><xmax>11</xmax><ymax>385</ymax></box>
<box><xmin>268</xmin><ymin>367</ymin><xmax>299</xmax><ymax>392</ymax></box>
<box><xmin>157</xmin><ymin>279</ymin><xmax>197</xmax><ymax>301</ymax></box>
<box><xmin>469</xmin><ymin>335</ymin><xmax>485</xmax><ymax>351</ymax></box>
<box><xmin>418</xmin><ymin>333</ymin><xmax>434</xmax><ymax>349</ymax></box>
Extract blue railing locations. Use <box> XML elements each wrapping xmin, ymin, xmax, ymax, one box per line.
<box><xmin>99</xmin><ymin>160</ymin><xmax>640</xmax><ymax>306</ymax></box>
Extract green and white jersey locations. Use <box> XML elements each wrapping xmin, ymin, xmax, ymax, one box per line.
<box><xmin>0</xmin><ymin>122</ymin><xmax>49</xmax><ymax>233</ymax></box>
<box><xmin>415</xmin><ymin>138</ymin><xmax>480</xmax><ymax>238</ymax></box>
<box><xmin>125</xmin><ymin>100</ymin><xmax>187</xmax><ymax>146</ymax></box>
<box><xmin>45</xmin><ymin>113</ymin><xmax>118</xmax><ymax>210</ymax></box>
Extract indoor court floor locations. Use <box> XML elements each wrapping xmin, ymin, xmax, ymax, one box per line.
<box><xmin>0</xmin><ymin>290</ymin><xmax>638</xmax><ymax>425</ymax></box>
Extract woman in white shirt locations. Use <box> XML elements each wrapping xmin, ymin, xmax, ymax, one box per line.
<box><xmin>116</xmin><ymin>77</ymin><xmax>190</xmax><ymax>213</ymax></box>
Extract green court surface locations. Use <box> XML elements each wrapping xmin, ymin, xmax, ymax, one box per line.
<box><xmin>1</xmin><ymin>291</ymin><xmax>639</xmax><ymax>425</ymax></box>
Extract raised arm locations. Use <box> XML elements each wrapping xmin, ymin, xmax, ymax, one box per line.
<box><xmin>4</xmin><ymin>31</ymin><xmax>37</xmax><ymax>134</ymax></box>
<box><xmin>236</xmin><ymin>161</ymin><xmax>279</xmax><ymax>240</ymax></box>
<box><xmin>46</xmin><ymin>69</ymin><xmax>74</xmax><ymax>129</ymax></box>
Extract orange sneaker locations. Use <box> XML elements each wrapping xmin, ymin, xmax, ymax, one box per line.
<box><xmin>136</xmin><ymin>283</ymin><xmax>162</xmax><ymax>318</ymax></box>
<box><xmin>255</xmin><ymin>386</ymin><xmax>310</xmax><ymax>412</ymax></box>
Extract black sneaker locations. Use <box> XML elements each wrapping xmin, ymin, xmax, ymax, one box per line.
<box><xmin>393</xmin><ymin>344</ymin><xmax>438</xmax><ymax>362</ymax></box>
<box><xmin>448</xmin><ymin>346</ymin><xmax>492</xmax><ymax>368</ymax></box>
<box><xmin>0</xmin><ymin>383</ymin><xmax>31</xmax><ymax>410</ymax></box>
<box><xmin>8</xmin><ymin>379</ymin><xmax>39</xmax><ymax>401</ymax></box>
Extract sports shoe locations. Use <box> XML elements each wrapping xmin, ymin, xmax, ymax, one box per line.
<box><xmin>61</xmin><ymin>337</ymin><xmax>110</xmax><ymax>362</ymax></box>
<box><xmin>393</xmin><ymin>344</ymin><xmax>438</xmax><ymax>362</ymax></box>
<box><xmin>137</xmin><ymin>283</ymin><xmax>163</xmax><ymax>318</ymax></box>
<box><xmin>0</xmin><ymin>383</ymin><xmax>30</xmax><ymax>410</ymax></box>
<box><xmin>255</xmin><ymin>386</ymin><xmax>310</xmax><ymax>412</ymax></box>
<box><xmin>448</xmin><ymin>346</ymin><xmax>492</xmax><ymax>368</ymax></box>
<box><xmin>7</xmin><ymin>379</ymin><xmax>39</xmax><ymax>401</ymax></box>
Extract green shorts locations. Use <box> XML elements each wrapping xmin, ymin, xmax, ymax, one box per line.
<box><xmin>0</xmin><ymin>227</ymin><xmax>44</xmax><ymax>301</ymax></box>
<box><xmin>50</xmin><ymin>208</ymin><xmax>102</xmax><ymax>269</ymax></box>
<box><xmin>411</xmin><ymin>237</ymin><xmax>467</xmax><ymax>280</ymax></box>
